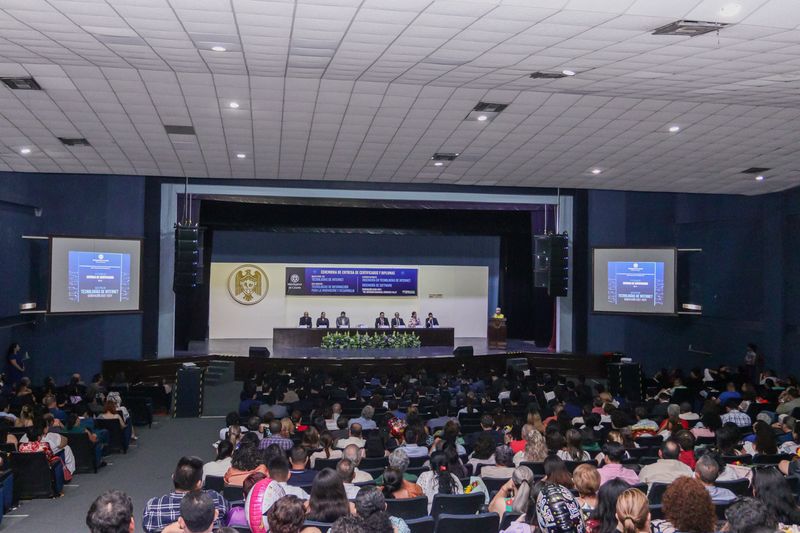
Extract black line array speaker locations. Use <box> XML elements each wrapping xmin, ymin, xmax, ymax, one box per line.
<box><xmin>174</xmin><ymin>225</ymin><xmax>204</xmax><ymax>289</ymax></box>
<box><xmin>249</xmin><ymin>346</ymin><xmax>270</xmax><ymax>358</ymax></box>
<box><xmin>453</xmin><ymin>345</ymin><xmax>474</xmax><ymax>359</ymax></box>
<box><xmin>533</xmin><ymin>234</ymin><xmax>569</xmax><ymax>297</ymax></box>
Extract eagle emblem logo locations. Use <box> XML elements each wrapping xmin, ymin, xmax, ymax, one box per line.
<box><xmin>227</xmin><ymin>264</ymin><xmax>268</xmax><ymax>305</ymax></box>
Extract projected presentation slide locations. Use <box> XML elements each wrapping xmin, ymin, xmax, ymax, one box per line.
<box><xmin>593</xmin><ymin>248</ymin><xmax>676</xmax><ymax>315</ymax></box>
<box><xmin>286</xmin><ymin>267</ymin><xmax>418</xmax><ymax>296</ymax></box>
<box><xmin>50</xmin><ymin>237</ymin><xmax>142</xmax><ymax>314</ymax></box>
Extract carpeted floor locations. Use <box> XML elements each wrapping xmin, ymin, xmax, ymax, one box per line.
<box><xmin>0</xmin><ymin>415</ymin><xmax>225</xmax><ymax>532</ymax></box>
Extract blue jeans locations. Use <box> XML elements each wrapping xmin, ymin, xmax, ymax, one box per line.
<box><xmin>52</xmin><ymin>461</ymin><xmax>64</xmax><ymax>494</ymax></box>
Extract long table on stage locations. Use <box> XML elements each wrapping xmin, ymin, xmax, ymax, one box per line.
<box><xmin>272</xmin><ymin>327</ymin><xmax>455</xmax><ymax>349</ymax></box>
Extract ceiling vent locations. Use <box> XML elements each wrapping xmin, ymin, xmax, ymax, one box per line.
<box><xmin>1</xmin><ymin>77</ymin><xmax>42</xmax><ymax>90</ymax></box>
<box><xmin>742</xmin><ymin>167</ymin><xmax>771</xmax><ymax>174</ymax></box>
<box><xmin>529</xmin><ymin>71</ymin><xmax>568</xmax><ymax>79</ymax></box>
<box><xmin>164</xmin><ymin>125</ymin><xmax>196</xmax><ymax>135</ymax></box>
<box><xmin>652</xmin><ymin>20</ymin><xmax>729</xmax><ymax>37</ymax></box>
<box><xmin>473</xmin><ymin>102</ymin><xmax>508</xmax><ymax>113</ymax></box>
<box><xmin>58</xmin><ymin>137</ymin><xmax>90</xmax><ymax>147</ymax></box>
<box><xmin>431</xmin><ymin>153</ymin><xmax>459</xmax><ymax>161</ymax></box>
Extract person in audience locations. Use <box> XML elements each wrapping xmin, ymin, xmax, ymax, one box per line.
<box><xmin>355</xmin><ymin>486</ymin><xmax>409</xmax><ymax>533</ymax></box>
<box><xmin>268</xmin><ymin>455</ymin><xmax>310</xmax><ymax>499</ymax></box>
<box><xmin>743</xmin><ymin>420</ymin><xmax>778</xmax><ymax>456</ymax></box>
<box><xmin>223</xmin><ymin>472</ymin><xmax>267</xmax><ymax>529</ymax></box>
<box><xmin>614</xmin><ymin>488</ymin><xmax>650</xmax><ymax>533</ymax></box>
<box><xmin>416</xmin><ymin>451</ymin><xmax>463</xmax><ymax>506</ymax></box>
<box><xmin>362</xmin><ymin>431</ymin><xmax>386</xmax><ymax>459</ymax></box>
<box><xmin>374</xmin><ymin>448</ymin><xmax>417</xmax><ymax>485</ymax></box>
<box><xmin>674</xmin><ymin>429</ymin><xmax>697</xmax><ymax>468</ymax></box>
<box><xmin>259</xmin><ymin>394</ymin><xmax>289</xmax><ymax>419</ymax></box>
<box><xmin>513</xmin><ymin>424</ymin><xmax>548</xmax><ymax>466</ymax></box>
<box><xmin>310</xmin><ymin>431</ymin><xmax>343</xmax><ymax>468</ymax></box>
<box><xmin>14</xmin><ymin>404</ymin><xmax>34</xmax><ymax>428</ymax></box>
<box><xmin>259</xmin><ymin>419</ymin><xmax>293</xmax><ymax>451</ymax></box>
<box><xmin>107</xmin><ymin>391</ymin><xmax>138</xmax><ymax>442</ymax></box>
<box><xmin>336</xmin><ymin>458</ymin><xmax>362</xmax><ymax>499</ymax></box>
<box><xmin>573</xmin><ymin>463</ymin><xmax>600</xmax><ymax>515</ymax></box>
<box><xmin>596</xmin><ymin>442</ymin><xmax>638</xmax><ymax>486</ymax></box>
<box><xmin>718</xmin><ymin>382</ymin><xmax>743</xmax><ymax>406</ymax></box>
<box><xmin>678</xmin><ymin>402</ymin><xmax>700</xmax><ymax>422</ymax></box>
<box><xmin>467</xmin><ymin>432</ymin><xmax>496</xmax><ymax>470</ymax></box>
<box><xmin>348</xmin><ymin>406</ymin><xmax>377</xmax><ymax>430</ymax></box>
<box><xmin>660</xmin><ymin>477</ymin><xmax>717</xmax><ymax>533</ymax></box>
<box><xmin>716</xmin><ymin>424</ymin><xmax>745</xmax><ymax>456</ymax></box>
<box><xmin>779</xmin><ymin>422</ymin><xmax>800</xmax><ymax>455</ymax></box>
<box><xmin>721</xmin><ymin>398</ymin><xmax>752</xmax><ymax>428</ymax></box>
<box><xmin>489</xmin><ymin>465</ymin><xmax>534</xmax><ymax>518</ymax></box>
<box><xmin>65</xmin><ymin>411</ymin><xmax>103</xmax><ymax>467</ymax></box>
<box><xmin>306</xmin><ymin>467</ymin><xmax>354</xmax><ymax>523</ymax></box>
<box><xmin>752</xmin><ymin>466</ymin><xmax>800</xmax><ymax>527</ymax></box>
<box><xmin>203</xmin><ymin>440</ymin><xmax>233</xmax><ymax>482</ymax></box>
<box><xmin>398</xmin><ymin>427</ymin><xmax>427</xmax><ymax>458</ymax></box>
<box><xmin>723</xmin><ymin>497</ymin><xmax>777</xmax><ymax>533</ymax></box>
<box><xmin>142</xmin><ymin>456</ymin><xmax>229</xmax><ymax>533</ymax></box>
<box><xmin>464</xmin><ymin>414</ymin><xmax>502</xmax><ymax>449</ymax></box>
<box><xmin>430</xmin><ymin>420</ymin><xmax>466</xmax><ymax>456</ymax></box>
<box><xmin>481</xmin><ymin>445</ymin><xmax>516</xmax><ymax>478</ymax></box>
<box><xmin>161</xmin><ymin>490</ymin><xmax>218</xmax><ymax>533</ymax></box>
<box><xmin>267</xmin><ymin>495</ymin><xmax>308</xmax><ymax>533</ymax></box>
<box><xmin>218</xmin><ymin>412</ymin><xmax>247</xmax><ymax>441</ymax></box>
<box><xmin>224</xmin><ymin>442</ymin><xmax>267</xmax><ymax>486</ymax></box>
<box><xmin>534</xmin><ymin>482</ymin><xmax>586</xmax><ymax>532</ymax></box>
<box><xmin>287</xmin><ymin>446</ymin><xmax>317</xmax><ymax>486</ymax></box>
<box><xmin>557</xmin><ymin>428</ymin><xmax>591</xmax><ymax>462</ymax></box>
<box><xmin>691</xmin><ymin>411</ymin><xmax>721</xmax><ymax>439</ymax></box>
<box><xmin>86</xmin><ymin>490</ymin><xmax>135</xmax><ymax>533</ymax></box>
<box><xmin>380</xmin><ymin>465</ymin><xmax>424</xmax><ymax>499</ymax></box>
<box><xmin>337</xmin><ymin>423</ymin><xmax>365</xmax><ymax>449</ymax></box>
<box><xmin>542</xmin><ymin>456</ymin><xmax>574</xmax><ymax>489</ymax></box>
<box><xmin>342</xmin><ymin>444</ymin><xmax>373</xmax><ymax>483</ymax></box>
<box><xmin>637</xmin><ymin>440</ymin><xmax>693</xmax><ymax>486</ymax></box>
<box><xmin>425</xmin><ymin>404</ymin><xmax>454</xmax><ymax>430</ymax></box>
<box><xmin>301</xmin><ymin>426</ymin><xmax>321</xmax><ymax>453</ymax></box>
<box><xmin>586</xmin><ymin>478</ymin><xmax>630</xmax><ymax>533</ymax></box>
<box><xmin>691</xmin><ymin>453</ymin><xmax>735</xmax><ymax>504</ymax></box>
<box><xmin>658</xmin><ymin>404</ymin><xmax>688</xmax><ymax>438</ymax></box>
<box><xmin>777</xmin><ymin>387</ymin><xmax>800</xmax><ymax>415</ymax></box>
<box><xmin>630</xmin><ymin>406</ymin><xmax>658</xmax><ymax>437</ymax></box>
<box><xmin>243</xmin><ymin>474</ymin><xmax>286</xmax><ymax>533</ymax></box>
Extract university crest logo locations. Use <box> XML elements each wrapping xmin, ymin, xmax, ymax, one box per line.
<box><xmin>227</xmin><ymin>264</ymin><xmax>268</xmax><ymax>305</ymax></box>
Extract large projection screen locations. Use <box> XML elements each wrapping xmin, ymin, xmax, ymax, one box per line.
<box><xmin>592</xmin><ymin>248</ymin><xmax>677</xmax><ymax>315</ymax></box>
<box><xmin>49</xmin><ymin>237</ymin><xmax>142</xmax><ymax>314</ymax></box>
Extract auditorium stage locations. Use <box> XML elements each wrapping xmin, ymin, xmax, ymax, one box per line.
<box><xmin>184</xmin><ymin>337</ymin><xmax>549</xmax><ymax>359</ymax></box>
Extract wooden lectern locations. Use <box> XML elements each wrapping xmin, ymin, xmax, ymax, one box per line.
<box><xmin>487</xmin><ymin>318</ymin><xmax>507</xmax><ymax>349</ymax></box>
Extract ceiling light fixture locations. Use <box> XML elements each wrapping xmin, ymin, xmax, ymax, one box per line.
<box><xmin>591</xmin><ymin>168</ymin><xmax>602</xmax><ymax>175</ymax></box>
<box><xmin>229</xmin><ymin>102</ymin><xmax>239</xmax><ymax>109</ymax></box>
<box><xmin>476</xmin><ymin>115</ymin><xmax>488</xmax><ymax>122</ymax></box>
<box><xmin>720</xmin><ymin>3</ymin><xmax>742</xmax><ymax>17</ymax></box>
<box><xmin>20</xmin><ymin>147</ymin><xmax>31</xmax><ymax>155</ymax></box>
<box><xmin>433</xmin><ymin>162</ymin><xmax>444</xmax><ymax>167</ymax></box>
<box><xmin>236</xmin><ymin>153</ymin><xmax>246</xmax><ymax>159</ymax></box>
<box><xmin>755</xmin><ymin>175</ymin><xmax>765</xmax><ymax>181</ymax></box>
<box><xmin>561</xmin><ymin>69</ymin><xmax>576</xmax><ymax>76</ymax></box>
<box><xmin>211</xmin><ymin>45</ymin><xmax>227</xmax><ymax>52</ymax></box>
<box><xmin>669</xmin><ymin>125</ymin><xmax>680</xmax><ymax>133</ymax></box>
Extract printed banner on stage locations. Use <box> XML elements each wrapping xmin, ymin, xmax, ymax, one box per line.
<box><xmin>285</xmin><ymin>267</ymin><xmax>418</xmax><ymax>296</ymax></box>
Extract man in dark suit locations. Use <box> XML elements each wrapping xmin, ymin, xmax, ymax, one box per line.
<box><xmin>375</xmin><ymin>312</ymin><xmax>389</xmax><ymax>328</ymax></box>
<box><xmin>336</xmin><ymin>311</ymin><xmax>350</xmax><ymax>328</ymax></box>
<box><xmin>316</xmin><ymin>312</ymin><xmax>330</xmax><ymax>328</ymax></box>
<box><xmin>425</xmin><ymin>312</ymin><xmax>439</xmax><ymax>328</ymax></box>
<box><xmin>391</xmin><ymin>312</ymin><xmax>405</xmax><ymax>327</ymax></box>
<box><xmin>299</xmin><ymin>311</ymin><xmax>312</xmax><ymax>327</ymax></box>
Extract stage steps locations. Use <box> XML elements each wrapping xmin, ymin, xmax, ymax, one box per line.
<box><xmin>204</xmin><ymin>360</ymin><xmax>235</xmax><ymax>385</ymax></box>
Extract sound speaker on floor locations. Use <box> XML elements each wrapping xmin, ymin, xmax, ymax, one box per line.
<box><xmin>249</xmin><ymin>346</ymin><xmax>270</xmax><ymax>358</ymax></box>
<box><xmin>453</xmin><ymin>346</ymin><xmax>473</xmax><ymax>359</ymax></box>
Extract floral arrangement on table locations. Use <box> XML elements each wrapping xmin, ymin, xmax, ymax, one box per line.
<box><xmin>320</xmin><ymin>331</ymin><xmax>422</xmax><ymax>349</ymax></box>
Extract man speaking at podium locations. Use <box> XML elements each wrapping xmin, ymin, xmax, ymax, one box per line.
<box><xmin>492</xmin><ymin>307</ymin><xmax>505</xmax><ymax>319</ymax></box>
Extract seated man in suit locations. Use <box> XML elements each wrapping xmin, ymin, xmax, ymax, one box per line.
<box><xmin>391</xmin><ymin>312</ymin><xmax>405</xmax><ymax>328</ymax></box>
<box><xmin>316</xmin><ymin>312</ymin><xmax>329</xmax><ymax>328</ymax></box>
<box><xmin>336</xmin><ymin>311</ymin><xmax>350</xmax><ymax>328</ymax></box>
<box><xmin>299</xmin><ymin>311</ymin><xmax>312</xmax><ymax>327</ymax></box>
<box><xmin>375</xmin><ymin>312</ymin><xmax>389</xmax><ymax>328</ymax></box>
<box><xmin>425</xmin><ymin>312</ymin><xmax>439</xmax><ymax>328</ymax></box>
<box><xmin>492</xmin><ymin>307</ymin><xmax>505</xmax><ymax>319</ymax></box>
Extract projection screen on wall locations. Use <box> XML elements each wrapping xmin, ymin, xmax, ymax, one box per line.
<box><xmin>592</xmin><ymin>247</ymin><xmax>677</xmax><ymax>315</ymax></box>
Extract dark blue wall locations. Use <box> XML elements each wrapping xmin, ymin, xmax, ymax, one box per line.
<box><xmin>212</xmin><ymin>231</ymin><xmax>502</xmax><ymax>314</ymax></box>
<box><xmin>0</xmin><ymin>172</ymin><xmax>144</xmax><ymax>384</ymax></box>
<box><xmin>585</xmin><ymin>189</ymin><xmax>795</xmax><ymax>376</ymax></box>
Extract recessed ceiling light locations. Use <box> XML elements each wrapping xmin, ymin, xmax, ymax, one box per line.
<box><xmin>433</xmin><ymin>162</ymin><xmax>444</xmax><ymax>167</ymax></box>
<box><xmin>20</xmin><ymin>147</ymin><xmax>31</xmax><ymax>155</ymax></box>
<box><xmin>229</xmin><ymin>102</ymin><xmax>239</xmax><ymax>109</ymax></box>
<box><xmin>755</xmin><ymin>175</ymin><xmax>765</xmax><ymax>181</ymax></box>
<box><xmin>669</xmin><ymin>125</ymin><xmax>680</xmax><ymax>133</ymax></box>
<box><xmin>236</xmin><ymin>153</ymin><xmax>246</xmax><ymax>159</ymax></box>
<box><xmin>591</xmin><ymin>168</ymin><xmax>602</xmax><ymax>175</ymax></box>
<box><xmin>476</xmin><ymin>115</ymin><xmax>488</xmax><ymax>122</ymax></box>
<box><xmin>561</xmin><ymin>69</ymin><xmax>576</xmax><ymax>76</ymax></box>
<box><xmin>720</xmin><ymin>3</ymin><xmax>742</xmax><ymax>17</ymax></box>
<box><xmin>211</xmin><ymin>45</ymin><xmax>227</xmax><ymax>52</ymax></box>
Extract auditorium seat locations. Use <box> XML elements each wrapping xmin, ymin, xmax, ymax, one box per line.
<box><xmin>222</xmin><ymin>485</ymin><xmax>244</xmax><ymax>505</ymax></box>
<box><xmin>434</xmin><ymin>512</ymin><xmax>499</xmax><ymax>533</ymax></box>
<box><xmin>564</xmin><ymin>460</ymin><xmax>592</xmax><ymax>473</ymax></box>
<box><xmin>406</xmin><ymin>516</ymin><xmax>435</xmax><ymax>533</ymax></box>
<box><xmin>314</xmin><ymin>458</ymin><xmax>340</xmax><ymax>470</ymax></box>
<box><xmin>647</xmin><ymin>482</ymin><xmax>670</xmax><ymax>505</ymax></box>
<box><xmin>203</xmin><ymin>475</ymin><xmax>225</xmax><ymax>492</ymax></box>
<box><xmin>722</xmin><ymin>454</ymin><xmax>752</xmax><ymax>465</ymax></box>
<box><xmin>753</xmin><ymin>454</ymin><xmax>793</xmax><ymax>464</ymax></box>
<box><xmin>11</xmin><ymin>452</ymin><xmax>55</xmax><ymax>499</ymax></box>
<box><xmin>385</xmin><ymin>495</ymin><xmax>428</xmax><ymax>519</ymax></box>
<box><xmin>93</xmin><ymin>418</ymin><xmax>128</xmax><ymax>454</ymax></box>
<box><xmin>499</xmin><ymin>511</ymin><xmax>523</xmax><ymax>530</ymax></box>
<box><xmin>519</xmin><ymin>461</ymin><xmax>545</xmax><ymax>475</ymax></box>
<box><xmin>70</xmin><ymin>432</ymin><xmax>100</xmax><ymax>474</ymax></box>
<box><xmin>715</xmin><ymin>478</ymin><xmax>750</xmax><ymax>496</ymax></box>
<box><xmin>406</xmin><ymin>466</ymin><xmax>428</xmax><ymax>477</ymax></box>
<box><xmin>430</xmin><ymin>493</ymin><xmax>484</xmax><ymax>520</ymax></box>
<box><xmin>408</xmin><ymin>456</ymin><xmax>430</xmax><ymax>468</ymax></box>
<box><xmin>360</xmin><ymin>456</ymin><xmax>389</xmax><ymax>469</ymax></box>
<box><xmin>481</xmin><ymin>477</ymin><xmax>511</xmax><ymax>492</ymax></box>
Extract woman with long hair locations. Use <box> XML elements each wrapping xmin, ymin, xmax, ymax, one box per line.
<box><xmin>542</xmin><ymin>455</ymin><xmax>573</xmax><ymax>489</ymax></box>
<box><xmin>309</xmin><ymin>431</ymin><xmax>342</xmax><ymax>468</ymax></box>
<box><xmin>586</xmin><ymin>478</ymin><xmax>630</xmax><ymax>533</ymax></box>
<box><xmin>301</xmin><ymin>426</ymin><xmax>320</xmax><ymax>452</ymax></box>
<box><xmin>362</xmin><ymin>431</ymin><xmax>387</xmax><ymax>458</ymax></box>
<box><xmin>416</xmin><ymin>451</ymin><xmax>463</xmax><ymax>507</ymax></box>
<box><xmin>615</xmin><ymin>488</ymin><xmax>650</xmax><ymax>533</ymax></box>
<box><xmin>558</xmin><ymin>428</ymin><xmax>590</xmax><ymax>461</ymax></box>
<box><xmin>526</xmin><ymin>411</ymin><xmax>546</xmax><ymax>434</ymax></box>
<box><xmin>744</xmin><ymin>421</ymin><xmax>778</xmax><ymax>456</ymax></box>
<box><xmin>306</xmin><ymin>468</ymin><xmax>352</xmax><ymax>523</ymax></box>
<box><xmin>380</xmin><ymin>467</ymin><xmax>407</xmax><ymax>499</ymax></box>
<box><xmin>204</xmin><ymin>439</ymin><xmax>234</xmax><ymax>481</ymax></box>
<box><xmin>716</xmin><ymin>424</ymin><xmax>744</xmax><ymax>456</ymax></box>
<box><xmin>661</xmin><ymin>477</ymin><xmax>716</xmax><ymax>533</ymax></box>
<box><xmin>753</xmin><ymin>466</ymin><xmax>800</xmax><ymax>526</ymax></box>
<box><xmin>226</xmin><ymin>424</ymin><xmax>242</xmax><ymax>447</ymax></box>
<box><xmin>513</xmin><ymin>424</ymin><xmax>548</xmax><ymax>465</ymax></box>
<box><xmin>15</xmin><ymin>404</ymin><xmax>34</xmax><ymax>428</ymax></box>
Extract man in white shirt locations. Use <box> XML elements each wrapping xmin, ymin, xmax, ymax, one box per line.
<box><xmin>268</xmin><ymin>456</ymin><xmax>310</xmax><ymax>499</ymax></box>
<box><xmin>342</xmin><ymin>445</ymin><xmax>373</xmax><ymax>483</ymax></box>
<box><xmin>638</xmin><ymin>440</ymin><xmax>693</xmax><ymax>486</ymax></box>
<box><xmin>399</xmin><ymin>427</ymin><xmax>429</xmax><ymax>458</ymax></box>
<box><xmin>336</xmin><ymin>459</ymin><xmax>362</xmax><ymax>499</ymax></box>
<box><xmin>336</xmin><ymin>423</ymin><xmax>366</xmax><ymax>449</ymax></box>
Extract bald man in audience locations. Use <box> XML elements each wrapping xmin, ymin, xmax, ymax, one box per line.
<box><xmin>638</xmin><ymin>440</ymin><xmax>693</xmax><ymax>486</ymax></box>
<box><xmin>336</xmin><ymin>423</ymin><xmax>365</xmax><ymax>449</ymax></box>
<box><xmin>342</xmin><ymin>444</ymin><xmax>373</xmax><ymax>483</ymax></box>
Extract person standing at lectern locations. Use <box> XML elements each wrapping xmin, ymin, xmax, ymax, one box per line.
<box><xmin>425</xmin><ymin>313</ymin><xmax>439</xmax><ymax>328</ymax></box>
<box><xmin>316</xmin><ymin>312</ymin><xmax>330</xmax><ymax>328</ymax></box>
<box><xmin>408</xmin><ymin>312</ymin><xmax>420</xmax><ymax>328</ymax></box>
<box><xmin>492</xmin><ymin>307</ymin><xmax>505</xmax><ymax>319</ymax></box>
<box><xmin>336</xmin><ymin>312</ymin><xmax>350</xmax><ymax>328</ymax></box>
<box><xmin>375</xmin><ymin>312</ymin><xmax>389</xmax><ymax>328</ymax></box>
<box><xmin>299</xmin><ymin>312</ymin><xmax>312</xmax><ymax>327</ymax></box>
<box><xmin>391</xmin><ymin>312</ymin><xmax>405</xmax><ymax>328</ymax></box>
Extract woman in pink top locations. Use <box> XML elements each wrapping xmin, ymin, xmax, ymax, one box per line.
<box><xmin>690</xmin><ymin>412</ymin><xmax>721</xmax><ymax>439</ymax></box>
